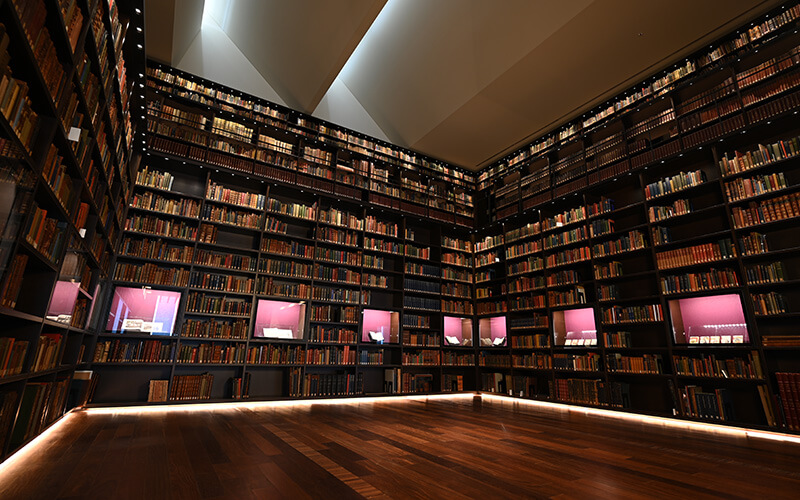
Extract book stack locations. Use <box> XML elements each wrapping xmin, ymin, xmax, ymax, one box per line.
<box><xmin>0</xmin><ymin>254</ymin><xmax>28</xmax><ymax>308</ymax></box>
<box><xmin>147</xmin><ymin>380</ymin><xmax>168</xmax><ymax>402</ymax></box>
<box><xmin>0</xmin><ymin>337</ymin><xmax>28</xmax><ymax>376</ymax></box>
<box><xmin>169</xmin><ymin>373</ymin><xmax>214</xmax><ymax>401</ymax></box>
<box><xmin>230</xmin><ymin>373</ymin><xmax>251</xmax><ymax>399</ymax></box>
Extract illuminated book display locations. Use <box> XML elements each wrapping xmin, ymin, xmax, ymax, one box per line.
<box><xmin>105</xmin><ymin>287</ymin><xmax>182</xmax><ymax>335</ymax></box>
<box><xmin>552</xmin><ymin>308</ymin><xmax>597</xmax><ymax>346</ymax></box>
<box><xmin>668</xmin><ymin>294</ymin><xmax>749</xmax><ymax>345</ymax></box>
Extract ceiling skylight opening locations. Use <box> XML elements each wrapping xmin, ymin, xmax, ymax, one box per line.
<box><xmin>337</xmin><ymin>0</ymin><xmax>394</xmax><ymax>82</ymax></box>
<box><xmin>203</xmin><ymin>0</ymin><xmax>233</xmax><ymax>28</ymax></box>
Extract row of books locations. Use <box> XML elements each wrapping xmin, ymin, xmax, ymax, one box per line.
<box><xmin>185</xmin><ymin>292</ymin><xmax>252</xmax><ymax>316</ymax></box>
<box><xmin>114</xmin><ymin>262</ymin><xmax>190</xmax><ymax>286</ymax></box>
<box><xmin>718</xmin><ymin>135</ymin><xmax>800</xmax><ymax>177</ymax></box>
<box><xmin>25</xmin><ymin>205</ymin><xmax>68</xmax><ymax>263</ymax></box>
<box><xmin>512</xmin><ymin>353</ymin><xmax>552</xmax><ymax>369</ymax></box>
<box><xmin>644</xmin><ymin>170</ymin><xmax>706</xmax><ymax>199</ymax></box>
<box><xmin>659</xmin><ymin>268</ymin><xmax>740</xmax><ymax>295</ymax></box>
<box><xmin>94</xmin><ymin>340</ymin><xmax>174</xmax><ymax>364</ymax></box>
<box><xmin>169</xmin><ymin>373</ymin><xmax>214</xmax><ymax>400</ymax></box>
<box><xmin>181</xmin><ymin>318</ymin><xmax>249</xmax><ymax>339</ymax></box>
<box><xmin>0</xmin><ymin>337</ymin><xmax>28</xmax><ymax>377</ymax></box>
<box><xmin>723</xmin><ymin>172</ymin><xmax>788</xmax><ymax>202</ymax></box>
<box><xmin>152</xmin><ymin>74</ymin><xmax>473</xmax><ymax>188</ymax></box>
<box><xmin>777</xmin><ymin>372</ymin><xmax>800</xmax><ymax>430</ymax></box>
<box><xmin>189</xmin><ymin>272</ymin><xmax>254</xmax><ymax>294</ymax></box>
<box><xmin>655</xmin><ymin>239</ymin><xmax>736</xmax><ymax>269</ymax></box>
<box><xmin>308</xmin><ymin>326</ymin><xmax>357</xmax><ymax>344</ymax></box>
<box><xmin>602</xmin><ymin>304</ymin><xmax>663</xmax><ymax>324</ymax></box>
<box><xmin>245</xmin><ymin>344</ymin><xmax>303</xmax><ymax>365</ymax></box>
<box><xmin>730</xmin><ymin>192</ymin><xmax>800</xmax><ymax>228</ymax></box>
<box><xmin>0</xmin><ymin>254</ymin><xmax>28</xmax><ymax>308</ymax></box>
<box><xmin>553</xmin><ymin>352</ymin><xmax>600</xmax><ymax>371</ymax></box>
<box><xmin>606</xmin><ymin>353</ymin><xmax>663</xmax><ymax>374</ymax></box>
<box><xmin>119</xmin><ymin>237</ymin><xmax>195</xmax><ymax>264</ymax></box>
<box><xmin>310</xmin><ymin>305</ymin><xmax>359</xmax><ymax>323</ymax></box>
<box><xmin>679</xmin><ymin>386</ymin><xmax>736</xmax><ymax>421</ymax></box>
<box><xmin>289</xmin><ymin>369</ymin><xmax>363</xmax><ymax>397</ymax></box>
<box><xmin>130</xmin><ymin>192</ymin><xmax>200</xmax><ymax>218</ymax></box>
<box><xmin>7</xmin><ymin>379</ymin><xmax>69</xmax><ymax>451</ymax></box>
<box><xmin>673</xmin><ymin>352</ymin><xmax>763</xmax><ymax>379</ymax></box>
<box><xmin>177</xmin><ymin>343</ymin><xmax>246</xmax><ymax>364</ymax></box>
<box><xmin>745</xmin><ymin>262</ymin><xmax>786</xmax><ymax>285</ymax></box>
<box><xmin>649</xmin><ymin>199</ymin><xmax>692</xmax><ymax>222</ymax></box>
<box><xmin>480</xmin><ymin>4</ymin><xmax>800</xmax><ymax>188</ymax></box>
<box><xmin>402</xmin><ymin>350</ymin><xmax>440</xmax><ymax>365</ymax></box>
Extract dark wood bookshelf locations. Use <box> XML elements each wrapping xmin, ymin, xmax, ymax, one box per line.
<box><xmin>0</xmin><ymin>0</ymin><xmax>142</xmax><ymax>461</ymax></box>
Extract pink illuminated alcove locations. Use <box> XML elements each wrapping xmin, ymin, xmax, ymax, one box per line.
<box><xmin>46</xmin><ymin>281</ymin><xmax>81</xmax><ymax>324</ymax></box>
<box><xmin>105</xmin><ymin>286</ymin><xmax>181</xmax><ymax>334</ymax></box>
<box><xmin>478</xmin><ymin>316</ymin><xmax>506</xmax><ymax>347</ymax></box>
<box><xmin>361</xmin><ymin>309</ymin><xmax>399</xmax><ymax>343</ymax></box>
<box><xmin>553</xmin><ymin>308</ymin><xmax>597</xmax><ymax>346</ymax></box>
<box><xmin>443</xmin><ymin>316</ymin><xmax>473</xmax><ymax>346</ymax></box>
<box><xmin>668</xmin><ymin>294</ymin><xmax>749</xmax><ymax>344</ymax></box>
<box><xmin>253</xmin><ymin>299</ymin><xmax>307</xmax><ymax>339</ymax></box>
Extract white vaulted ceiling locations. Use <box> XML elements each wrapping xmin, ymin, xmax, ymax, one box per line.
<box><xmin>145</xmin><ymin>0</ymin><xmax>786</xmax><ymax>171</ymax></box>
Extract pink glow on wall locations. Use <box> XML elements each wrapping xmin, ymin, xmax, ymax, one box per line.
<box><xmin>553</xmin><ymin>308</ymin><xmax>597</xmax><ymax>345</ymax></box>
<box><xmin>565</xmin><ymin>308</ymin><xmax>596</xmax><ymax>340</ymax></box>
<box><xmin>670</xmin><ymin>294</ymin><xmax>748</xmax><ymax>343</ymax></box>
<box><xmin>105</xmin><ymin>287</ymin><xmax>181</xmax><ymax>334</ymax></box>
<box><xmin>479</xmin><ymin>316</ymin><xmax>506</xmax><ymax>346</ymax></box>
<box><xmin>362</xmin><ymin>309</ymin><xmax>398</xmax><ymax>343</ymax></box>
<box><xmin>444</xmin><ymin>316</ymin><xmax>473</xmax><ymax>345</ymax></box>
<box><xmin>47</xmin><ymin>281</ymin><xmax>81</xmax><ymax>317</ymax></box>
<box><xmin>254</xmin><ymin>299</ymin><xmax>306</xmax><ymax>339</ymax></box>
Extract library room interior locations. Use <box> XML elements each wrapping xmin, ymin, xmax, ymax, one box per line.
<box><xmin>2</xmin><ymin>0</ymin><xmax>800</xmax><ymax>498</ymax></box>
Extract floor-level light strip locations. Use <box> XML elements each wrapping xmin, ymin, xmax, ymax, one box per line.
<box><xmin>81</xmin><ymin>392</ymin><xmax>478</xmax><ymax>415</ymax></box>
<box><xmin>0</xmin><ymin>411</ymin><xmax>79</xmax><ymax>476</ymax></box>
<box><xmin>480</xmin><ymin>393</ymin><xmax>800</xmax><ymax>444</ymax></box>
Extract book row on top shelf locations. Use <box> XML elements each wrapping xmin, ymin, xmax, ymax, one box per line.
<box><xmin>479</xmin><ymin>23</ymin><xmax>800</xmax><ymax>225</ymax></box>
<box><xmin>144</xmin><ymin>130</ymin><xmax>474</xmax><ymax>227</ymax></box>
<box><xmin>143</xmin><ymin>61</ymin><xmax>474</xmax><ymax>189</ymax></box>
<box><xmin>478</xmin><ymin>2</ymin><xmax>800</xmax><ymax>191</ymax></box>
<box><xmin>127</xmin><ymin>157</ymin><xmax>477</xmax><ymax>255</ymax></box>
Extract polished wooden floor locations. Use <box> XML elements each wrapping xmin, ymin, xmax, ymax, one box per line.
<box><xmin>2</xmin><ymin>395</ymin><xmax>800</xmax><ymax>499</ymax></box>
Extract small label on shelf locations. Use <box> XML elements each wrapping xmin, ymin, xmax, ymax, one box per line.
<box><xmin>68</xmin><ymin>127</ymin><xmax>82</xmax><ymax>142</ymax></box>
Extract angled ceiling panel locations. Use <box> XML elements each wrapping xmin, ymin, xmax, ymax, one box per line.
<box><xmin>144</xmin><ymin>0</ymin><xmax>204</xmax><ymax>64</ymax></box>
<box><xmin>340</xmin><ymin>0</ymin><xmax>595</xmax><ymax>149</ymax></box>
<box><xmin>171</xmin><ymin>0</ymin><xmax>205</xmax><ymax>63</ymax></box>
<box><xmin>218</xmin><ymin>0</ymin><xmax>386</xmax><ymax>113</ymax></box>
<box><xmin>174</xmin><ymin>19</ymin><xmax>287</xmax><ymax>106</ymax></box>
<box><xmin>342</xmin><ymin>0</ymin><xmax>784</xmax><ymax>169</ymax></box>
<box><xmin>313</xmin><ymin>78</ymin><xmax>390</xmax><ymax>142</ymax></box>
<box><xmin>144</xmin><ymin>0</ymin><xmax>176</xmax><ymax>64</ymax></box>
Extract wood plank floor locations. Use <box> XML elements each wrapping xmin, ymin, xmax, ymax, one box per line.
<box><xmin>2</xmin><ymin>395</ymin><xmax>800</xmax><ymax>499</ymax></box>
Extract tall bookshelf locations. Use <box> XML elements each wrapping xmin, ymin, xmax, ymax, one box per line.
<box><xmin>144</xmin><ymin>61</ymin><xmax>476</xmax><ymax>228</ymax></box>
<box><xmin>93</xmin><ymin>152</ymin><xmax>481</xmax><ymax>402</ymax></box>
<box><xmin>0</xmin><ymin>0</ymin><xmax>138</xmax><ymax>461</ymax></box>
<box><xmin>474</xmin><ymin>2</ymin><xmax>800</xmax><ymax>432</ymax></box>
